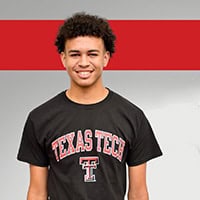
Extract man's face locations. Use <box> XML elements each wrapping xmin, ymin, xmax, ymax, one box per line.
<box><xmin>61</xmin><ymin>36</ymin><xmax>110</xmax><ymax>89</ymax></box>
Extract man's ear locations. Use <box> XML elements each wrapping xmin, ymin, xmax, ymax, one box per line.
<box><xmin>60</xmin><ymin>52</ymin><xmax>67</xmax><ymax>69</ymax></box>
<box><xmin>103</xmin><ymin>51</ymin><xmax>110</xmax><ymax>67</ymax></box>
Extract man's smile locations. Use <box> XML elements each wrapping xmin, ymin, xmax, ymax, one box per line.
<box><xmin>75</xmin><ymin>69</ymin><xmax>94</xmax><ymax>79</ymax></box>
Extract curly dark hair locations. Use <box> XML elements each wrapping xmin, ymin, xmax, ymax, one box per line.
<box><xmin>55</xmin><ymin>12</ymin><xmax>116</xmax><ymax>56</ymax></box>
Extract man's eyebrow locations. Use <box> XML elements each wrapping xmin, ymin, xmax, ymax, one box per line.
<box><xmin>68</xmin><ymin>49</ymin><xmax>100</xmax><ymax>53</ymax></box>
<box><xmin>88</xmin><ymin>50</ymin><xmax>100</xmax><ymax>52</ymax></box>
<box><xmin>68</xmin><ymin>50</ymin><xmax>80</xmax><ymax>53</ymax></box>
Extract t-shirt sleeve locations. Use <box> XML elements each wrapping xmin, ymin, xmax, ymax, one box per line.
<box><xmin>126</xmin><ymin>111</ymin><xmax>162</xmax><ymax>166</ymax></box>
<box><xmin>17</xmin><ymin>114</ymin><xmax>49</xmax><ymax>167</ymax></box>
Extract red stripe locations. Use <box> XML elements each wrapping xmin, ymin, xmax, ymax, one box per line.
<box><xmin>1</xmin><ymin>20</ymin><xmax>200</xmax><ymax>70</ymax></box>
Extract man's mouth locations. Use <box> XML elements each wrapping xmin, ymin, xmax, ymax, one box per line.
<box><xmin>76</xmin><ymin>70</ymin><xmax>93</xmax><ymax>79</ymax></box>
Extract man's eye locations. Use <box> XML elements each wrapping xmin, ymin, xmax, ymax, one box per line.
<box><xmin>70</xmin><ymin>54</ymin><xmax>79</xmax><ymax>57</ymax></box>
<box><xmin>89</xmin><ymin>53</ymin><xmax>98</xmax><ymax>57</ymax></box>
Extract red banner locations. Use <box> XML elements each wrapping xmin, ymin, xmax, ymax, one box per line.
<box><xmin>1</xmin><ymin>20</ymin><xmax>200</xmax><ymax>70</ymax></box>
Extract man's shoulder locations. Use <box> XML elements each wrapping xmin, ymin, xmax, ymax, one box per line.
<box><xmin>29</xmin><ymin>91</ymin><xmax>65</xmax><ymax>119</ymax></box>
<box><xmin>110</xmin><ymin>89</ymin><xmax>143</xmax><ymax>114</ymax></box>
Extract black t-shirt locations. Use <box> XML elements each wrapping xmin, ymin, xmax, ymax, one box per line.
<box><xmin>17</xmin><ymin>89</ymin><xmax>162</xmax><ymax>200</ymax></box>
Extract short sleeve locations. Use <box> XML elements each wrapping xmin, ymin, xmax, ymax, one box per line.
<box><xmin>126</xmin><ymin>112</ymin><xmax>162</xmax><ymax>166</ymax></box>
<box><xmin>17</xmin><ymin>114</ymin><xmax>49</xmax><ymax>167</ymax></box>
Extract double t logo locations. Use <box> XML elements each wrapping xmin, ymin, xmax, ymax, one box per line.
<box><xmin>79</xmin><ymin>156</ymin><xmax>99</xmax><ymax>182</ymax></box>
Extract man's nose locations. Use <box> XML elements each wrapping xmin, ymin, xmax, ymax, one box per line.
<box><xmin>78</xmin><ymin>55</ymin><xmax>90</xmax><ymax>67</ymax></box>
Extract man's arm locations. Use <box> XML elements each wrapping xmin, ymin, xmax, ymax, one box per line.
<box><xmin>128</xmin><ymin>163</ymin><xmax>149</xmax><ymax>200</ymax></box>
<box><xmin>27</xmin><ymin>165</ymin><xmax>48</xmax><ymax>200</ymax></box>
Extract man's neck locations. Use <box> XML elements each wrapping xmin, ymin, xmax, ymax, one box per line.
<box><xmin>66</xmin><ymin>85</ymin><xmax>109</xmax><ymax>105</ymax></box>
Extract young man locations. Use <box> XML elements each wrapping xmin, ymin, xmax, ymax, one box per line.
<box><xmin>17</xmin><ymin>12</ymin><xmax>162</xmax><ymax>200</ymax></box>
